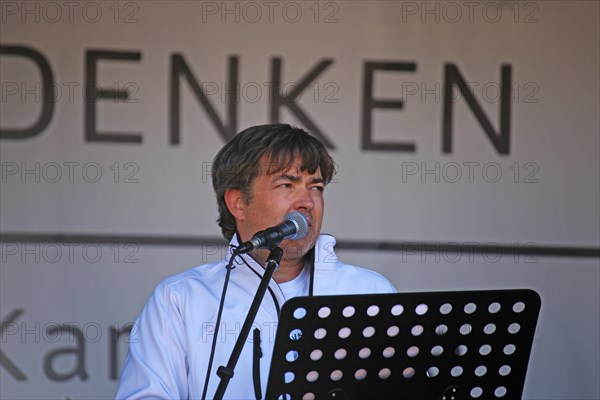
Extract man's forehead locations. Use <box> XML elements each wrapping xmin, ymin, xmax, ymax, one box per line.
<box><xmin>259</xmin><ymin>156</ymin><xmax>322</xmax><ymax>177</ymax></box>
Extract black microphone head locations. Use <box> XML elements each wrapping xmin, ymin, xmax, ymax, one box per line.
<box><xmin>284</xmin><ymin>211</ymin><xmax>309</xmax><ymax>240</ymax></box>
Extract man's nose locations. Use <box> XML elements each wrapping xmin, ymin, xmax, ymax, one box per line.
<box><xmin>293</xmin><ymin>188</ymin><xmax>314</xmax><ymax>211</ymax></box>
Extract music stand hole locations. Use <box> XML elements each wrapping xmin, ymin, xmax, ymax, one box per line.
<box><xmin>383</xmin><ymin>346</ymin><xmax>395</xmax><ymax>358</ymax></box>
<box><xmin>464</xmin><ymin>302</ymin><xmax>477</xmax><ymax>314</ymax></box>
<box><xmin>431</xmin><ymin>345</ymin><xmax>444</xmax><ymax>356</ymax></box>
<box><xmin>503</xmin><ymin>344</ymin><xmax>516</xmax><ymax>355</ymax></box>
<box><xmin>293</xmin><ymin>307</ymin><xmax>307</xmax><ymax>319</ymax></box>
<box><xmin>387</xmin><ymin>325</ymin><xmax>400</xmax><ymax>337</ymax></box>
<box><xmin>459</xmin><ymin>324</ymin><xmax>472</xmax><ymax>335</ymax></box>
<box><xmin>475</xmin><ymin>365</ymin><xmax>487</xmax><ymax>377</ymax></box>
<box><xmin>439</xmin><ymin>303</ymin><xmax>453</xmax><ymax>315</ymax></box>
<box><xmin>499</xmin><ymin>365</ymin><xmax>512</xmax><ymax>376</ymax></box>
<box><xmin>513</xmin><ymin>301</ymin><xmax>526</xmax><ymax>313</ymax></box>
<box><xmin>289</xmin><ymin>328</ymin><xmax>302</xmax><ymax>341</ymax></box>
<box><xmin>367</xmin><ymin>305</ymin><xmax>380</xmax><ymax>317</ymax></box>
<box><xmin>363</xmin><ymin>326</ymin><xmax>376</xmax><ymax>338</ymax></box>
<box><xmin>338</xmin><ymin>327</ymin><xmax>351</xmax><ymax>339</ymax></box>
<box><xmin>435</xmin><ymin>324</ymin><xmax>449</xmax><ymax>335</ymax></box>
<box><xmin>302</xmin><ymin>393</ymin><xmax>315</xmax><ymax>400</ymax></box>
<box><xmin>495</xmin><ymin>386</ymin><xmax>508</xmax><ymax>397</ymax></box>
<box><xmin>488</xmin><ymin>302</ymin><xmax>501</xmax><ymax>313</ymax></box>
<box><xmin>508</xmin><ymin>322</ymin><xmax>521</xmax><ymax>334</ymax></box>
<box><xmin>330</xmin><ymin>369</ymin><xmax>343</xmax><ymax>381</ymax></box>
<box><xmin>354</xmin><ymin>369</ymin><xmax>367</xmax><ymax>380</ymax></box>
<box><xmin>277</xmin><ymin>394</ymin><xmax>291</xmax><ymax>400</ymax></box>
<box><xmin>415</xmin><ymin>303</ymin><xmax>429</xmax><ymax>315</ymax></box>
<box><xmin>484</xmin><ymin>323</ymin><xmax>496</xmax><ymax>335</ymax></box>
<box><xmin>391</xmin><ymin>304</ymin><xmax>404</xmax><ymax>316</ymax></box>
<box><xmin>318</xmin><ymin>307</ymin><xmax>331</xmax><ymax>318</ymax></box>
<box><xmin>310</xmin><ymin>349</ymin><xmax>323</xmax><ymax>361</ymax></box>
<box><xmin>407</xmin><ymin>346</ymin><xmax>419</xmax><ymax>357</ymax></box>
<box><xmin>285</xmin><ymin>350</ymin><xmax>298</xmax><ymax>362</ymax></box>
<box><xmin>411</xmin><ymin>325</ymin><xmax>424</xmax><ymax>336</ymax></box>
<box><xmin>479</xmin><ymin>344</ymin><xmax>492</xmax><ymax>356</ymax></box>
<box><xmin>306</xmin><ymin>370</ymin><xmax>319</xmax><ymax>383</ymax></box>
<box><xmin>451</xmin><ymin>366</ymin><xmax>463</xmax><ymax>377</ymax></box>
<box><xmin>314</xmin><ymin>328</ymin><xmax>327</xmax><ymax>340</ymax></box>
<box><xmin>426</xmin><ymin>366</ymin><xmax>439</xmax><ymax>378</ymax></box>
<box><xmin>358</xmin><ymin>347</ymin><xmax>371</xmax><ymax>359</ymax></box>
<box><xmin>402</xmin><ymin>367</ymin><xmax>415</xmax><ymax>378</ymax></box>
<box><xmin>455</xmin><ymin>345</ymin><xmax>468</xmax><ymax>356</ymax></box>
<box><xmin>470</xmin><ymin>387</ymin><xmax>483</xmax><ymax>398</ymax></box>
<box><xmin>334</xmin><ymin>348</ymin><xmax>347</xmax><ymax>360</ymax></box>
<box><xmin>379</xmin><ymin>368</ymin><xmax>391</xmax><ymax>379</ymax></box>
<box><xmin>342</xmin><ymin>306</ymin><xmax>355</xmax><ymax>318</ymax></box>
<box><xmin>284</xmin><ymin>371</ymin><xmax>294</xmax><ymax>383</ymax></box>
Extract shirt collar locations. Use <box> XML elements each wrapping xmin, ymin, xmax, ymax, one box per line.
<box><xmin>225</xmin><ymin>232</ymin><xmax>338</xmax><ymax>271</ymax></box>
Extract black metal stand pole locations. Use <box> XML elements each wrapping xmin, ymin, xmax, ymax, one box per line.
<box><xmin>213</xmin><ymin>246</ymin><xmax>284</xmax><ymax>400</ymax></box>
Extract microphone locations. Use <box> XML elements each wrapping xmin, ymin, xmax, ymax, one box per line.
<box><xmin>234</xmin><ymin>211</ymin><xmax>309</xmax><ymax>255</ymax></box>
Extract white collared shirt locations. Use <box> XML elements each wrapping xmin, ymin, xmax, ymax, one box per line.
<box><xmin>116</xmin><ymin>234</ymin><xmax>396</xmax><ymax>399</ymax></box>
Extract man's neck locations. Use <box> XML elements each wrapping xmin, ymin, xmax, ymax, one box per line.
<box><xmin>247</xmin><ymin>250</ymin><xmax>305</xmax><ymax>284</ymax></box>
<box><xmin>272</xmin><ymin>258</ymin><xmax>305</xmax><ymax>283</ymax></box>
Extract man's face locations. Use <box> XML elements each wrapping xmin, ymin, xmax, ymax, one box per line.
<box><xmin>234</xmin><ymin>157</ymin><xmax>325</xmax><ymax>264</ymax></box>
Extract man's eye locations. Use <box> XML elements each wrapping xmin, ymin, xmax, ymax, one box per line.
<box><xmin>312</xmin><ymin>186</ymin><xmax>325</xmax><ymax>192</ymax></box>
<box><xmin>278</xmin><ymin>183</ymin><xmax>292</xmax><ymax>188</ymax></box>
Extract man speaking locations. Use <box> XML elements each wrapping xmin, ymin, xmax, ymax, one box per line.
<box><xmin>116</xmin><ymin>123</ymin><xmax>395</xmax><ymax>399</ymax></box>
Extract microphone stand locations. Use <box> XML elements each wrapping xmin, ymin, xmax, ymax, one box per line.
<box><xmin>213</xmin><ymin>246</ymin><xmax>284</xmax><ymax>400</ymax></box>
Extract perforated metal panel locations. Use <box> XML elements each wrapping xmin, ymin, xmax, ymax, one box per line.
<box><xmin>266</xmin><ymin>289</ymin><xmax>541</xmax><ymax>400</ymax></box>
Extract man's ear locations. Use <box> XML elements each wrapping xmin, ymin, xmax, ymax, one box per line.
<box><xmin>224</xmin><ymin>189</ymin><xmax>246</xmax><ymax>221</ymax></box>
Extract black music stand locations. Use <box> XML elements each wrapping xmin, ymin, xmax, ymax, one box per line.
<box><xmin>266</xmin><ymin>289</ymin><xmax>541</xmax><ymax>400</ymax></box>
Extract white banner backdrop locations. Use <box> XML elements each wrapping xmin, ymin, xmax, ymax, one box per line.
<box><xmin>1</xmin><ymin>1</ymin><xmax>598</xmax><ymax>399</ymax></box>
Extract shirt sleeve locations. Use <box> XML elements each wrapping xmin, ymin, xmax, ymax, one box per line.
<box><xmin>377</xmin><ymin>276</ymin><xmax>398</xmax><ymax>294</ymax></box>
<box><xmin>116</xmin><ymin>282</ymin><xmax>188</xmax><ymax>399</ymax></box>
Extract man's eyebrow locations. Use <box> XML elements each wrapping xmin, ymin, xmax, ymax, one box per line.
<box><xmin>273</xmin><ymin>173</ymin><xmax>301</xmax><ymax>182</ymax></box>
<box><xmin>272</xmin><ymin>174</ymin><xmax>325</xmax><ymax>184</ymax></box>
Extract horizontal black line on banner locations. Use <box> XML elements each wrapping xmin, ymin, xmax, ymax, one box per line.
<box><xmin>0</xmin><ymin>232</ymin><xmax>598</xmax><ymax>258</ymax></box>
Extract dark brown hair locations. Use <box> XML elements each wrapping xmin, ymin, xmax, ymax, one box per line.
<box><xmin>212</xmin><ymin>123</ymin><xmax>336</xmax><ymax>240</ymax></box>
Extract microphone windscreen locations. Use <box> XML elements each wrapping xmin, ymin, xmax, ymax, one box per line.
<box><xmin>285</xmin><ymin>211</ymin><xmax>309</xmax><ymax>240</ymax></box>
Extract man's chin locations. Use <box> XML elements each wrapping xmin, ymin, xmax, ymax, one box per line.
<box><xmin>280</xmin><ymin>237</ymin><xmax>317</xmax><ymax>260</ymax></box>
